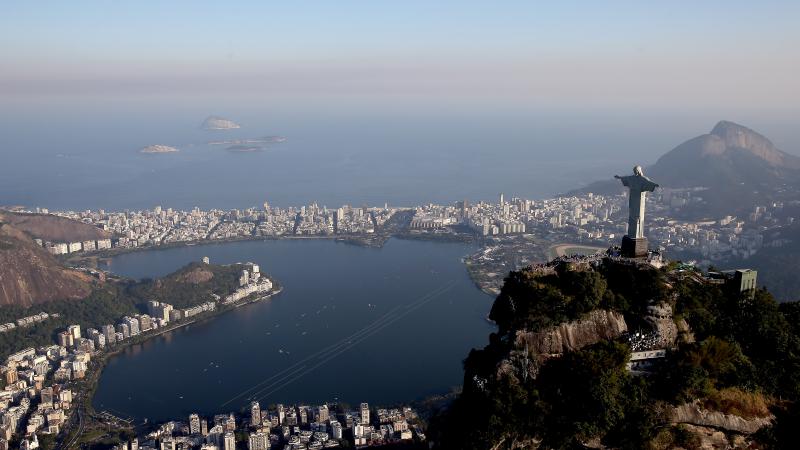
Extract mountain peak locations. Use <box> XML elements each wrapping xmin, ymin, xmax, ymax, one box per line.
<box><xmin>711</xmin><ymin>120</ymin><xmax>754</xmax><ymax>137</ymax></box>
<box><xmin>708</xmin><ymin>120</ymin><xmax>781</xmax><ymax>160</ymax></box>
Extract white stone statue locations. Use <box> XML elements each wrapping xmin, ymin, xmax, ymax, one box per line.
<box><xmin>615</xmin><ymin>166</ymin><xmax>658</xmax><ymax>239</ymax></box>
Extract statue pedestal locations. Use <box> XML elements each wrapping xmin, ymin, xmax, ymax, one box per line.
<box><xmin>621</xmin><ymin>236</ymin><xmax>649</xmax><ymax>258</ymax></box>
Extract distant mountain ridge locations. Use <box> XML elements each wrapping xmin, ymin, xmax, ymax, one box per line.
<box><xmin>572</xmin><ymin>121</ymin><xmax>800</xmax><ymax>216</ymax></box>
<box><xmin>649</xmin><ymin>120</ymin><xmax>800</xmax><ymax>188</ymax></box>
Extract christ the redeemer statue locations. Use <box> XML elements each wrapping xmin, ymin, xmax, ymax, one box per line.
<box><xmin>615</xmin><ymin>165</ymin><xmax>658</xmax><ymax>257</ymax></box>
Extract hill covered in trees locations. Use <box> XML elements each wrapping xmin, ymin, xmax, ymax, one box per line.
<box><xmin>0</xmin><ymin>262</ymin><xmax>247</xmax><ymax>359</ymax></box>
<box><xmin>429</xmin><ymin>256</ymin><xmax>800</xmax><ymax>449</ymax></box>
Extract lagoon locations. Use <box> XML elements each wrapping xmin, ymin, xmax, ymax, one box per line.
<box><xmin>92</xmin><ymin>238</ymin><xmax>494</xmax><ymax>422</ymax></box>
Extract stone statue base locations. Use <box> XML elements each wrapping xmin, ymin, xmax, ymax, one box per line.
<box><xmin>621</xmin><ymin>236</ymin><xmax>649</xmax><ymax>258</ymax></box>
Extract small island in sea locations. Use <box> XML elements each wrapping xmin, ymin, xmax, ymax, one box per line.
<box><xmin>202</xmin><ymin>115</ymin><xmax>241</xmax><ymax>130</ymax></box>
<box><xmin>226</xmin><ymin>144</ymin><xmax>264</xmax><ymax>153</ymax></box>
<box><xmin>208</xmin><ymin>136</ymin><xmax>287</xmax><ymax>145</ymax></box>
<box><xmin>140</xmin><ymin>144</ymin><xmax>179</xmax><ymax>154</ymax></box>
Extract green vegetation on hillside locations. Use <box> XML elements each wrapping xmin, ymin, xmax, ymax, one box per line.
<box><xmin>127</xmin><ymin>262</ymin><xmax>245</xmax><ymax>309</ymax></box>
<box><xmin>431</xmin><ymin>259</ymin><xmax>800</xmax><ymax>449</ymax></box>
<box><xmin>0</xmin><ymin>263</ymin><xmax>246</xmax><ymax>358</ymax></box>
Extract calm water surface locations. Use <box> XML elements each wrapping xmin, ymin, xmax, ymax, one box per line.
<box><xmin>0</xmin><ymin>96</ymin><xmax>744</xmax><ymax>211</ymax></box>
<box><xmin>92</xmin><ymin>238</ymin><xmax>493</xmax><ymax>422</ymax></box>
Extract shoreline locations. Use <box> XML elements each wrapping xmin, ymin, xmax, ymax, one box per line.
<box><xmin>62</xmin><ymin>286</ymin><xmax>284</xmax><ymax>446</ymax></box>
<box><xmin>56</xmin><ymin>234</ymin><xmax>497</xmax><ymax>446</ymax></box>
<box><xmin>64</xmin><ymin>233</ymin><xmax>428</xmax><ymax>266</ymax></box>
<box><xmin>66</xmin><ymin>232</ymin><xmax>478</xmax><ymax>269</ymax></box>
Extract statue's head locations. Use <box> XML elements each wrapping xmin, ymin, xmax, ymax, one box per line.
<box><xmin>633</xmin><ymin>165</ymin><xmax>644</xmax><ymax>176</ymax></box>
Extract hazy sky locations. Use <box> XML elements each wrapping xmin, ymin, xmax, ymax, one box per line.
<box><xmin>1</xmin><ymin>1</ymin><xmax>798</xmax><ymax>110</ymax></box>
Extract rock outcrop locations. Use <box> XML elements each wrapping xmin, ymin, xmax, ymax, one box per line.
<box><xmin>0</xmin><ymin>223</ymin><xmax>92</xmax><ymax>307</ymax></box>
<box><xmin>669</xmin><ymin>401</ymin><xmax>773</xmax><ymax>434</ymax></box>
<box><xmin>515</xmin><ymin>309</ymin><xmax>628</xmax><ymax>358</ymax></box>
<box><xmin>0</xmin><ymin>211</ymin><xmax>109</xmax><ymax>243</ymax></box>
<box><xmin>644</xmin><ymin>302</ymin><xmax>679</xmax><ymax>348</ymax></box>
<box><xmin>677</xmin><ymin>424</ymin><xmax>752</xmax><ymax>449</ymax></box>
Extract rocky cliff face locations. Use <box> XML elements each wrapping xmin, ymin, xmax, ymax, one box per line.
<box><xmin>0</xmin><ymin>223</ymin><xmax>92</xmax><ymax>307</ymax></box>
<box><xmin>709</xmin><ymin>121</ymin><xmax>797</xmax><ymax>167</ymax></box>
<box><xmin>644</xmin><ymin>302</ymin><xmax>679</xmax><ymax>348</ymax></box>
<box><xmin>649</xmin><ymin>120</ymin><xmax>800</xmax><ymax>188</ymax></box>
<box><xmin>0</xmin><ymin>211</ymin><xmax>110</xmax><ymax>243</ymax></box>
<box><xmin>669</xmin><ymin>401</ymin><xmax>773</xmax><ymax>434</ymax></box>
<box><xmin>515</xmin><ymin>309</ymin><xmax>628</xmax><ymax>358</ymax></box>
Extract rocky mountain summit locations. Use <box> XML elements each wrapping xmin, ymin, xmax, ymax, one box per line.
<box><xmin>574</xmin><ymin>121</ymin><xmax>800</xmax><ymax>216</ymax></box>
<box><xmin>648</xmin><ymin>120</ymin><xmax>800</xmax><ymax>189</ymax></box>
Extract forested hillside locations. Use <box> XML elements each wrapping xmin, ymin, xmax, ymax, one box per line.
<box><xmin>430</xmin><ymin>257</ymin><xmax>800</xmax><ymax>449</ymax></box>
<box><xmin>0</xmin><ymin>262</ymin><xmax>246</xmax><ymax>358</ymax></box>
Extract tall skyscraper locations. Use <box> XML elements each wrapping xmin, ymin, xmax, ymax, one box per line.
<box><xmin>298</xmin><ymin>406</ymin><xmax>308</xmax><ymax>424</ymax></box>
<box><xmin>250</xmin><ymin>401</ymin><xmax>261</xmax><ymax>427</ymax></box>
<box><xmin>247</xmin><ymin>432</ymin><xmax>269</xmax><ymax>450</ymax></box>
<box><xmin>499</xmin><ymin>193</ymin><xmax>504</xmax><ymax>205</ymax></box>
<box><xmin>331</xmin><ymin>421</ymin><xmax>343</xmax><ymax>439</ymax></box>
<box><xmin>277</xmin><ymin>404</ymin><xmax>285</xmax><ymax>425</ymax></box>
<box><xmin>225</xmin><ymin>414</ymin><xmax>236</xmax><ymax>432</ymax></box>
<box><xmin>206</xmin><ymin>425</ymin><xmax>223</xmax><ymax>446</ymax></box>
<box><xmin>223</xmin><ymin>432</ymin><xmax>235</xmax><ymax>450</ymax></box>
<box><xmin>315</xmin><ymin>405</ymin><xmax>329</xmax><ymax>423</ymax></box>
<box><xmin>102</xmin><ymin>324</ymin><xmax>116</xmax><ymax>344</ymax></box>
<box><xmin>189</xmin><ymin>413</ymin><xmax>201</xmax><ymax>435</ymax></box>
<box><xmin>360</xmin><ymin>402</ymin><xmax>370</xmax><ymax>425</ymax></box>
<box><xmin>67</xmin><ymin>324</ymin><xmax>81</xmax><ymax>340</ymax></box>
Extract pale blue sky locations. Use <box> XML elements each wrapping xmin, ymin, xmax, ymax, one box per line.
<box><xmin>1</xmin><ymin>1</ymin><xmax>798</xmax><ymax>108</ymax></box>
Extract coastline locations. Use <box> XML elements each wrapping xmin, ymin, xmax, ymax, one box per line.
<box><xmin>64</xmin><ymin>234</ymin><xmax>400</xmax><ymax>267</ymax></box>
<box><xmin>66</xmin><ymin>230</ymin><xmax>609</xmax><ymax>305</ymax></box>
<box><xmin>55</xmin><ymin>234</ymin><xmax>495</xmax><ymax>446</ymax></box>
<box><xmin>62</xmin><ymin>285</ymin><xmax>283</xmax><ymax>446</ymax></box>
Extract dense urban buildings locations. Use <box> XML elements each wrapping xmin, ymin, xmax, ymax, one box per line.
<box><xmin>101</xmin><ymin>401</ymin><xmax>423</xmax><ymax>450</ymax></box>
<box><xmin>27</xmin><ymin>187</ymin><xmax>792</xmax><ymax>268</ymax></box>
<box><xmin>0</xmin><ymin>261</ymin><xmax>276</xmax><ymax>450</ymax></box>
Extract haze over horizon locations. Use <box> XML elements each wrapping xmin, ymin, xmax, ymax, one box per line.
<box><xmin>2</xmin><ymin>2</ymin><xmax>798</xmax><ymax>109</ymax></box>
<box><xmin>1</xmin><ymin>1</ymin><xmax>799</xmax><ymax>210</ymax></box>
